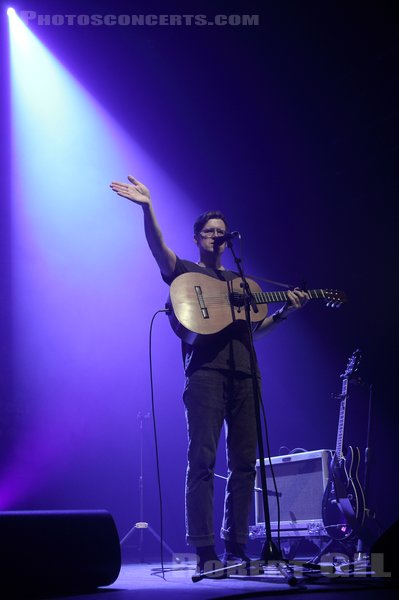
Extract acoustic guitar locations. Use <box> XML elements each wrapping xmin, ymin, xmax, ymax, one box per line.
<box><xmin>167</xmin><ymin>272</ymin><xmax>346</xmax><ymax>344</ymax></box>
<box><xmin>322</xmin><ymin>349</ymin><xmax>366</xmax><ymax>540</ymax></box>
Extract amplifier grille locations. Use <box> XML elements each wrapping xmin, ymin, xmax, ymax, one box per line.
<box><xmin>254</xmin><ymin>449</ymin><xmax>332</xmax><ymax>537</ymax></box>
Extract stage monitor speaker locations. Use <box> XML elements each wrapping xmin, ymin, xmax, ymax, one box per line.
<box><xmin>0</xmin><ymin>509</ymin><xmax>121</xmax><ymax>593</ymax></box>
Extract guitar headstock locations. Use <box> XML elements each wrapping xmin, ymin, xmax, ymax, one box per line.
<box><xmin>341</xmin><ymin>348</ymin><xmax>362</xmax><ymax>381</ymax></box>
<box><xmin>323</xmin><ymin>289</ymin><xmax>347</xmax><ymax>308</ymax></box>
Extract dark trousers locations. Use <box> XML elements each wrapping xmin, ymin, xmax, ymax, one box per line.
<box><xmin>183</xmin><ymin>368</ymin><xmax>259</xmax><ymax>547</ymax></box>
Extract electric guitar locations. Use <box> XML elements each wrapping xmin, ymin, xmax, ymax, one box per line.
<box><xmin>322</xmin><ymin>349</ymin><xmax>366</xmax><ymax>540</ymax></box>
<box><xmin>167</xmin><ymin>272</ymin><xmax>347</xmax><ymax>344</ymax></box>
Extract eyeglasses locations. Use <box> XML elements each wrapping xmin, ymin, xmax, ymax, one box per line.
<box><xmin>200</xmin><ymin>227</ymin><xmax>226</xmax><ymax>238</ymax></box>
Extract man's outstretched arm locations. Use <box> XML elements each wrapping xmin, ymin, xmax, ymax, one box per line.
<box><xmin>110</xmin><ymin>175</ymin><xmax>176</xmax><ymax>277</ymax></box>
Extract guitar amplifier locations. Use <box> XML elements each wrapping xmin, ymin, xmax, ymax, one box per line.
<box><xmin>250</xmin><ymin>449</ymin><xmax>332</xmax><ymax>539</ymax></box>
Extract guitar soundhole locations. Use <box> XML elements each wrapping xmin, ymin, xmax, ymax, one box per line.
<box><xmin>229</xmin><ymin>292</ymin><xmax>246</xmax><ymax>307</ymax></box>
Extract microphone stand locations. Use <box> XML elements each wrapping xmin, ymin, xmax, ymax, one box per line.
<box><xmin>120</xmin><ymin>411</ymin><xmax>175</xmax><ymax>562</ymax></box>
<box><xmin>224</xmin><ymin>238</ymin><xmax>297</xmax><ymax>586</ymax></box>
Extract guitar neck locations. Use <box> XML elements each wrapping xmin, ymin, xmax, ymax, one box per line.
<box><xmin>335</xmin><ymin>377</ymin><xmax>348</xmax><ymax>459</ymax></box>
<box><xmin>253</xmin><ymin>289</ymin><xmax>329</xmax><ymax>305</ymax></box>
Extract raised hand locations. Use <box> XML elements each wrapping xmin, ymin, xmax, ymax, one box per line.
<box><xmin>110</xmin><ymin>175</ymin><xmax>151</xmax><ymax>206</ymax></box>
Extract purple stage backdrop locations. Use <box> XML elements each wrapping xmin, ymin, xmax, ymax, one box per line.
<box><xmin>0</xmin><ymin>1</ymin><xmax>398</xmax><ymax>556</ymax></box>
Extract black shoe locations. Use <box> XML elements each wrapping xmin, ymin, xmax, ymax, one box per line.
<box><xmin>222</xmin><ymin>542</ymin><xmax>251</xmax><ymax>566</ymax></box>
<box><xmin>196</xmin><ymin>557</ymin><xmax>227</xmax><ymax>579</ymax></box>
<box><xmin>195</xmin><ymin>546</ymin><xmax>227</xmax><ymax>579</ymax></box>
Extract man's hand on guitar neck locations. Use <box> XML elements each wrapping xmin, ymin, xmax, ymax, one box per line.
<box><xmin>283</xmin><ymin>288</ymin><xmax>310</xmax><ymax>314</ymax></box>
<box><xmin>254</xmin><ymin>287</ymin><xmax>309</xmax><ymax>340</ymax></box>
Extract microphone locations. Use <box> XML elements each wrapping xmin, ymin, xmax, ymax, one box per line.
<box><xmin>213</xmin><ymin>231</ymin><xmax>240</xmax><ymax>245</ymax></box>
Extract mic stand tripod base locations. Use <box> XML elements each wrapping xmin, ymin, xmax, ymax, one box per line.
<box><xmin>259</xmin><ymin>540</ymin><xmax>299</xmax><ymax>587</ymax></box>
<box><xmin>260</xmin><ymin>539</ymin><xmax>282</xmax><ymax>562</ymax></box>
<box><xmin>192</xmin><ymin>557</ymin><xmax>298</xmax><ymax>586</ymax></box>
<box><xmin>192</xmin><ymin>559</ymin><xmax>263</xmax><ymax>582</ymax></box>
<box><xmin>120</xmin><ymin>521</ymin><xmax>177</xmax><ymax>563</ymax></box>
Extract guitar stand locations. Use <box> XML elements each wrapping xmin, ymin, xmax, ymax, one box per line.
<box><xmin>304</xmin><ymin>537</ymin><xmax>336</xmax><ymax>567</ymax></box>
<box><xmin>354</xmin><ymin>382</ymin><xmax>375</xmax><ymax>563</ymax></box>
<box><xmin>350</xmin><ymin>383</ymin><xmax>382</xmax><ymax>579</ymax></box>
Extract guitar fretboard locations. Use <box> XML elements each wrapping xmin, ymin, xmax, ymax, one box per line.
<box><xmin>253</xmin><ymin>289</ymin><xmax>329</xmax><ymax>304</ymax></box>
<box><xmin>336</xmin><ymin>377</ymin><xmax>348</xmax><ymax>459</ymax></box>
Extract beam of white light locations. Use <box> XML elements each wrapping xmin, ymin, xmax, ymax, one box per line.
<box><xmin>3</xmin><ymin>11</ymin><xmax>194</xmax><ymax>509</ymax></box>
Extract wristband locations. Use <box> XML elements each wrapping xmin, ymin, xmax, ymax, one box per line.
<box><xmin>272</xmin><ymin>309</ymin><xmax>288</xmax><ymax>323</ymax></box>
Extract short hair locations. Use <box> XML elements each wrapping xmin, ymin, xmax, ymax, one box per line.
<box><xmin>193</xmin><ymin>211</ymin><xmax>228</xmax><ymax>236</ymax></box>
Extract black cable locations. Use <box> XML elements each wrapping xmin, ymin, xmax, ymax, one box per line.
<box><xmin>148</xmin><ymin>308</ymin><xmax>170</xmax><ymax>580</ymax></box>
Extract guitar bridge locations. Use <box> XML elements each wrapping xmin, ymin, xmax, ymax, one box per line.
<box><xmin>195</xmin><ymin>286</ymin><xmax>209</xmax><ymax>319</ymax></box>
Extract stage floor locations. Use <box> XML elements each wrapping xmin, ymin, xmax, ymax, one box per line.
<box><xmin>10</xmin><ymin>558</ymin><xmax>399</xmax><ymax>600</ymax></box>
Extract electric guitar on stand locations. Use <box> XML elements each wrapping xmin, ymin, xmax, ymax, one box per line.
<box><xmin>322</xmin><ymin>349</ymin><xmax>366</xmax><ymax>540</ymax></box>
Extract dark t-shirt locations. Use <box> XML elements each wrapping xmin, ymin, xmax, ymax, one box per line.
<box><xmin>162</xmin><ymin>257</ymin><xmax>261</xmax><ymax>376</ymax></box>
